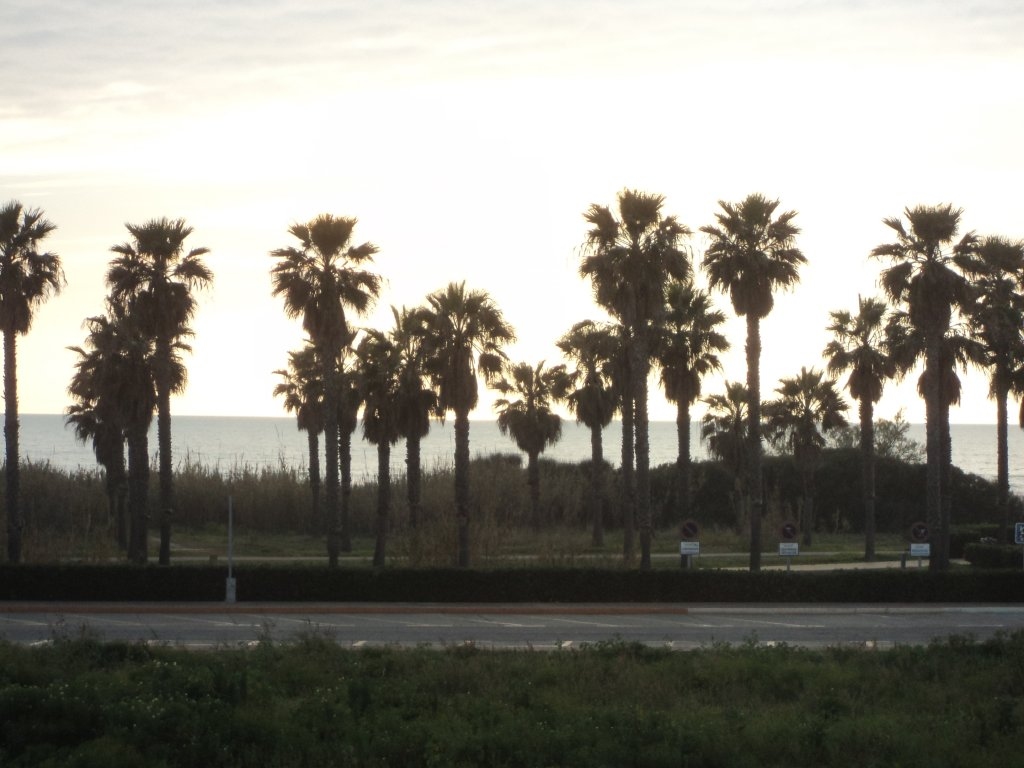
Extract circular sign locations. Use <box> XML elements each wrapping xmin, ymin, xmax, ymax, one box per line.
<box><xmin>910</xmin><ymin>522</ymin><xmax>929</xmax><ymax>543</ymax></box>
<box><xmin>681</xmin><ymin>519</ymin><xmax>700</xmax><ymax>541</ymax></box>
<box><xmin>780</xmin><ymin>522</ymin><xmax>798</xmax><ymax>541</ymax></box>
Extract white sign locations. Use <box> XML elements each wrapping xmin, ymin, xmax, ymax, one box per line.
<box><xmin>778</xmin><ymin>542</ymin><xmax>799</xmax><ymax>557</ymax></box>
<box><xmin>910</xmin><ymin>543</ymin><xmax>931</xmax><ymax>558</ymax></box>
<box><xmin>680</xmin><ymin>541</ymin><xmax>700</xmax><ymax>556</ymax></box>
<box><xmin>1015</xmin><ymin>523</ymin><xmax>1024</xmax><ymax>546</ymax></box>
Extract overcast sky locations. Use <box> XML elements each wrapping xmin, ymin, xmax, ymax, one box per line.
<box><xmin>2</xmin><ymin>0</ymin><xmax>1023</xmax><ymax>423</ymax></box>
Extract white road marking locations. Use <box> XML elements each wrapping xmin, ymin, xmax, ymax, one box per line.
<box><xmin>550</xmin><ymin>617</ymin><xmax>621</xmax><ymax>628</ymax></box>
<box><xmin>733</xmin><ymin>618</ymin><xmax>826</xmax><ymax>629</ymax></box>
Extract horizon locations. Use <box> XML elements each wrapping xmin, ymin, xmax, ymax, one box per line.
<box><xmin>4</xmin><ymin>1</ymin><xmax>1023</xmax><ymax>425</ymax></box>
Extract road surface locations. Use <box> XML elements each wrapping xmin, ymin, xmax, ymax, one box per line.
<box><xmin>3</xmin><ymin>603</ymin><xmax>1023</xmax><ymax>650</ymax></box>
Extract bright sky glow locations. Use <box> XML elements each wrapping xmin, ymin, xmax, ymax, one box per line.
<box><xmin>2</xmin><ymin>0</ymin><xmax>1023</xmax><ymax>423</ymax></box>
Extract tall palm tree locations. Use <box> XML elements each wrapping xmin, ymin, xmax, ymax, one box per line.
<box><xmin>273</xmin><ymin>343</ymin><xmax>324</xmax><ymax>534</ymax></box>
<box><xmin>357</xmin><ymin>329</ymin><xmax>403</xmax><ymax>568</ymax></box>
<box><xmin>271</xmin><ymin>214</ymin><xmax>380</xmax><ymax>567</ymax></box>
<box><xmin>424</xmin><ymin>281</ymin><xmax>515</xmax><ymax>567</ymax></box>
<box><xmin>961</xmin><ymin>237</ymin><xmax>1024</xmax><ymax>543</ymax></box>
<box><xmin>0</xmin><ymin>201</ymin><xmax>63</xmax><ymax>563</ymax></box>
<box><xmin>871</xmin><ymin>204</ymin><xmax>977</xmax><ymax>570</ymax></box>
<box><xmin>763</xmin><ymin>367</ymin><xmax>849</xmax><ymax>546</ymax></box>
<box><xmin>387</xmin><ymin>306</ymin><xmax>436</xmax><ymax>530</ymax></box>
<box><xmin>556</xmin><ymin>320</ymin><xmax>619</xmax><ymax>546</ymax></box>
<box><xmin>700</xmin><ymin>382</ymin><xmax>749</xmax><ymax>533</ymax></box>
<box><xmin>107</xmin><ymin>218</ymin><xmax>212</xmax><ymax>566</ymax></box>
<box><xmin>702</xmin><ymin>193</ymin><xmax>805</xmax><ymax>571</ymax></box>
<box><xmin>494</xmin><ymin>361</ymin><xmax>569</xmax><ymax>530</ymax></box>
<box><xmin>655</xmin><ymin>281</ymin><xmax>729</xmax><ymax>533</ymax></box>
<box><xmin>823</xmin><ymin>296</ymin><xmax>896</xmax><ymax>561</ymax></box>
<box><xmin>581</xmin><ymin>189</ymin><xmax>691</xmax><ymax>569</ymax></box>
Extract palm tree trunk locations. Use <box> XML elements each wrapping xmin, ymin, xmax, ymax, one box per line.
<box><xmin>589</xmin><ymin>423</ymin><xmax>604</xmax><ymax>547</ymax></box>
<box><xmin>407</xmin><ymin>434</ymin><xmax>422</xmax><ymax>529</ymax></box>
<box><xmin>127</xmin><ymin>428</ymin><xmax>149</xmax><ymax>564</ymax></box>
<box><xmin>527</xmin><ymin>451</ymin><xmax>541</xmax><ymax>531</ymax></box>
<box><xmin>339</xmin><ymin>425</ymin><xmax>353</xmax><ymax>552</ymax></box>
<box><xmin>620</xmin><ymin>394</ymin><xmax>635</xmax><ymax>563</ymax></box>
<box><xmin>746</xmin><ymin>315</ymin><xmax>763</xmax><ymax>573</ymax></box>
<box><xmin>940</xmin><ymin>402</ymin><xmax>952</xmax><ymax>570</ymax></box>
<box><xmin>307</xmin><ymin>429</ymin><xmax>321</xmax><ymax>535</ymax></box>
<box><xmin>373</xmin><ymin>440</ymin><xmax>390</xmax><ymax>568</ymax></box>
<box><xmin>676</xmin><ymin>398</ymin><xmax>692</xmax><ymax>531</ymax></box>
<box><xmin>455</xmin><ymin>406</ymin><xmax>471</xmax><ymax>567</ymax></box>
<box><xmin>322</xmin><ymin>357</ymin><xmax>340</xmax><ymax>568</ymax></box>
<box><xmin>801</xmin><ymin>468</ymin><xmax>814</xmax><ymax>547</ymax></box>
<box><xmin>634</xmin><ymin>346</ymin><xmax>653</xmax><ymax>571</ymax></box>
<box><xmin>156</xmin><ymin>351</ymin><xmax>174</xmax><ymax>566</ymax></box>
<box><xmin>996</xmin><ymin>384</ymin><xmax>1010</xmax><ymax>544</ymax></box>
<box><xmin>860</xmin><ymin>396</ymin><xmax>876</xmax><ymax>562</ymax></box>
<box><xmin>3</xmin><ymin>330</ymin><xmax>21</xmax><ymax>563</ymax></box>
<box><xmin>924</xmin><ymin>337</ymin><xmax>942</xmax><ymax>572</ymax></box>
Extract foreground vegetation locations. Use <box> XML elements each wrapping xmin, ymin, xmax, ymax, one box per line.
<box><xmin>2</xmin><ymin>633</ymin><xmax>1023</xmax><ymax>767</ymax></box>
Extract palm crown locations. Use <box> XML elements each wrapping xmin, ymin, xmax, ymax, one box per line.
<box><xmin>701</xmin><ymin>193</ymin><xmax>804</xmax><ymax>319</ymax></box>
<box><xmin>425</xmin><ymin>281</ymin><xmax>515</xmax><ymax>415</ymax></box>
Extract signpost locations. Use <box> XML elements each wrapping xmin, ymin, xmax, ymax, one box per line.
<box><xmin>680</xmin><ymin>520</ymin><xmax>700</xmax><ymax>569</ymax></box>
<box><xmin>909</xmin><ymin>522</ymin><xmax>930</xmax><ymax>567</ymax></box>
<box><xmin>1015</xmin><ymin>522</ymin><xmax>1024</xmax><ymax>571</ymax></box>
<box><xmin>779</xmin><ymin>522</ymin><xmax>799</xmax><ymax>571</ymax></box>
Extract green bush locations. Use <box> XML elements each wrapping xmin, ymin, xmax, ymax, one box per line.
<box><xmin>2</xmin><ymin>633</ymin><xmax>1024</xmax><ymax>767</ymax></box>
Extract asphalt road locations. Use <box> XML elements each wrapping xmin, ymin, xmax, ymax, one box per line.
<box><xmin>3</xmin><ymin>603</ymin><xmax>1023</xmax><ymax>650</ymax></box>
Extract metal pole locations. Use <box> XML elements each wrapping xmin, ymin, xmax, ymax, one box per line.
<box><xmin>225</xmin><ymin>495</ymin><xmax>236</xmax><ymax>603</ymax></box>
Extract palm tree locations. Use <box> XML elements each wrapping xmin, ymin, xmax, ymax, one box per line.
<box><xmin>702</xmin><ymin>193</ymin><xmax>805</xmax><ymax>571</ymax></box>
<box><xmin>66</xmin><ymin>348</ymin><xmax>129</xmax><ymax>550</ymax></box>
<box><xmin>888</xmin><ymin>310</ymin><xmax>985</xmax><ymax>568</ymax></box>
<box><xmin>871</xmin><ymin>204</ymin><xmax>977</xmax><ymax>570</ymax></box>
<box><xmin>69</xmin><ymin>306</ymin><xmax>175</xmax><ymax>562</ymax></box>
<box><xmin>0</xmin><ymin>201</ymin><xmax>63</xmax><ymax>562</ymax></box>
<box><xmin>556</xmin><ymin>320</ymin><xmax>619</xmax><ymax>546</ymax></box>
<box><xmin>424</xmin><ymin>281</ymin><xmax>515</xmax><ymax>567</ymax></box>
<box><xmin>273</xmin><ymin>343</ymin><xmax>324</xmax><ymax>533</ymax></box>
<box><xmin>494</xmin><ymin>361</ymin><xmax>569</xmax><ymax>530</ymax></box>
<box><xmin>581</xmin><ymin>189</ymin><xmax>691</xmax><ymax>569</ymax></box>
<box><xmin>387</xmin><ymin>306</ymin><xmax>436</xmax><ymax>530</ymax></box>
<box><xmin>271</xmin><ymin>214</ymin><xmax>380</xmax><ymax>567</ymax></box>
<box><xmin>107</xmin><ymin>217</ymin><xmax>212</xmax><ymax>566</ymax></box>
<box><xmin>357</xmin><ymin>329</ymin><xmax>403</xmax><ymax>568</ymax></box>
<box><xmin>700</xmin><ymin>382</ymin><xmax>749</xmax><ymax>533</ymax></box>
<box><xmin>336</xmin><ymin>337</ymin><xmax>363</xmax><ymax>552</ymax></box>
<box><xmin>823</xmin><ymin>296</ymin><xmax>896</xmax><ymax>561</ymax></box>
<box><xmin>655</xmin><ymin>281</ymin><xmax>729</xmax><ymax>533</ymax></box>
<box><xmin>962</xmin><ymin>237</ymin><xmax>1024</xmax><ymax>543</ymax></box>
<box><xmin>763</xmin><ymin>367</ymin><xmax>849</xmax><ymax>546</ymax></box>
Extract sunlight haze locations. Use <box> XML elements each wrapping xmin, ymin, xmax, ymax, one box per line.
<box><xmin>3</xmin><ymin>0</ymin><xmax>1022</xmax><ymax>424</ymax></box>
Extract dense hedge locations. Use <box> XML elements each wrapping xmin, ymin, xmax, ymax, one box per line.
<box><xmin>2</xmin><ymin>564</ymin><xmax>1022</xmax><ymax>603</ymax></box>
<box><xmin>964</xmin><ymin>543</ymin><xmax>1024</xmax><ymax>569</ymax></box>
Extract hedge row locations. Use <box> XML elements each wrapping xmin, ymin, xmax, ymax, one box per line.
<box><xmin>963</xmin><ymin>543</ymin><xmax>1024</xmax><ymax>569</ymax></box>
<box><xmin>2</xmin><ymin>565</ymin><xmax>1022</xmax><ymax>603</ymax></box>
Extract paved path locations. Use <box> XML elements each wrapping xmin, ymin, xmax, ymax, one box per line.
<box><xmin>3</xmin><ymin>602</ymin><xmax>1022</xmax><ymax>650</ymax></box>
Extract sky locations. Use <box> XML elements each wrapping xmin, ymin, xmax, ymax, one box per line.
<box><xmin>2</xmin><ymin>0</ymin><xmax>1023</xmax><ymax>424</ymax></box>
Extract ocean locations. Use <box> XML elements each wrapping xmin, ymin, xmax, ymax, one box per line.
<box><xmin>12</xmin><ymin>414</ymin><xmax>1024</xmax><ymax>496</ymax></box>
